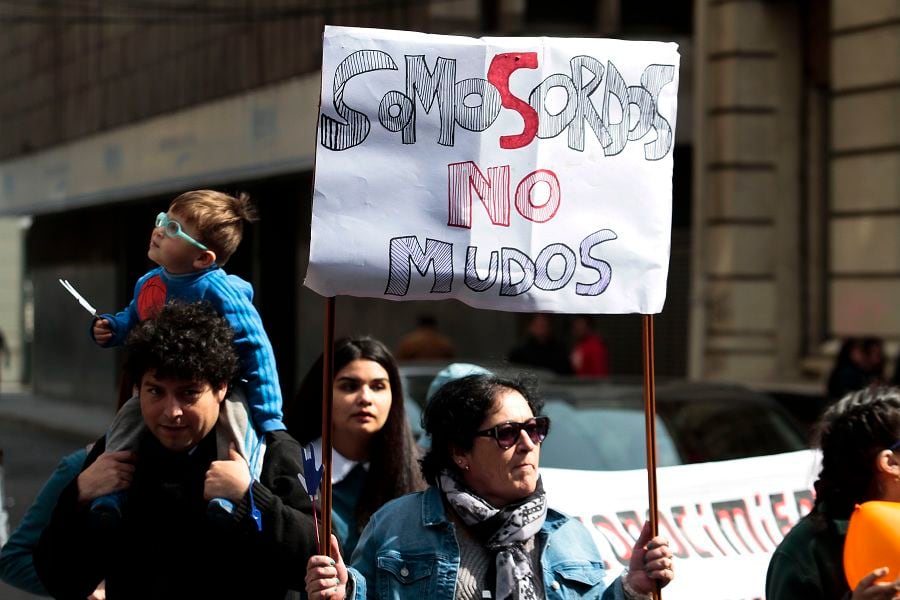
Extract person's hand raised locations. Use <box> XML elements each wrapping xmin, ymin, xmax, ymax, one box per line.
<box><xmin>306</xmin><ymin>535</ymin><xmax>348</xmax><ymax>600</ymax></box>
<box><xmin>92</xmin><ymin>319</ymin><xmax>113</xmax><ymax>345</ymax></box>
<box><xmin>204</xmin><ymin>444</ymin><xmax>251</xmax><ymax>503</ymax></box>
<box><xmin>623</xmin><ymin>521</ymin><xmax>675</xmax><ymax>596</ymax></box>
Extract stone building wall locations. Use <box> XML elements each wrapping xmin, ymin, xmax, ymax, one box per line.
<box><xmin>828</xmin><ymin>0</ymin><xmax>900</xmax><ymax>339</ymax></box>
<box><xmin>692</xmin><ymin>0</ymin><xmax>900</xmax><ymax>382</ymax></box>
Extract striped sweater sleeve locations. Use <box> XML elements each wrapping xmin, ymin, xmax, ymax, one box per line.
<box><xmin>206</xmin><ymin>273</ymin><xmax>285</xmax><ymax>433</ymax></box>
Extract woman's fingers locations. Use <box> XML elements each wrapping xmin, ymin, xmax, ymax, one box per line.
<box><xmin>643</xmin><ymin>556</ymin><xmax>674</xmax><ymax>572</ymax></box>
<box><xmin>305</xmin><ymin>565</ymin><xmax>337</xmax><ymax>584</ymax></box>
<box><xmin>306</xmin><ymin>540</ymin><xmax>346</xmax><ymax>600</ymax></box>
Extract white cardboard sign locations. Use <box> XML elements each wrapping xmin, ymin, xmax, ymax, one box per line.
<box><xmin>306</xmin><ymin>26</ymin><xmax>679</xmax><ymax>314</ymax></box>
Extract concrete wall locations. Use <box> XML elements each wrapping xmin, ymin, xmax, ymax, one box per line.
<box><xmin>0</xmin><ymin>218</ymin><xmax>24</xmax><ymax>389</ymax></box>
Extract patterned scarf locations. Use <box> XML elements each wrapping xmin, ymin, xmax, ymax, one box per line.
<box><xmin>438</xmin><ymin>471</ymin><xmax>547</xmax><ymax>600</ymax></box>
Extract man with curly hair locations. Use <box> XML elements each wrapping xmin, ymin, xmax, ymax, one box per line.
<box><xmin>34</xmin><ymin>302</ymin><xmax>318</xmax><ymax>600</ymax></box>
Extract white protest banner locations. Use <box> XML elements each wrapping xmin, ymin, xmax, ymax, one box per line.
<box><xmin>306</xmin><ymin>26</ymin><xmax>679</xmax><ymax>314</ymax></box>
<box><xmin>542</xmin><ymin>450</ymin><xmax>822</xmax><ymax>600</ymax></box>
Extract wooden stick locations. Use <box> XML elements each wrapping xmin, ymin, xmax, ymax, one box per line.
<box><xmin>641</xmin><ymin>314</ymin><xmax>661</xmax><ymax>599</ymax></box>
<box><xmin>319</xmin><ymin>296</ymin><xmax>336</xmax><ymax>555</ymax></box>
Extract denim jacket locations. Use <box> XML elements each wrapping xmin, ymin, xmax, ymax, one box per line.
<box><xmin>347</xmin><ymin>486</ymin><xmax>626</xmax><ymax>600</ymax></box>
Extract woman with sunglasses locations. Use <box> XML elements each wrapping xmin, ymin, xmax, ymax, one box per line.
<box><xmin>766</xmin><ymin>386</ymin><xmax>900</xmax><ymax>600</ymax></box>
<box><xmin>305</xmin><ymin>373</ymin><xmax>674</xmax><ymax>600</ymax></box>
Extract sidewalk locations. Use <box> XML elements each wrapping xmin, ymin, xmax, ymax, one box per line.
<box><xmin>0</xmin><ymin>384</ymin><xmax>111</xmax><ymax>441</ymax></box>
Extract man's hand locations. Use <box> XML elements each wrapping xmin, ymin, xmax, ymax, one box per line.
<box><xmin>92</xmin><ymin>319</ymin><xmax>113</xmax><ymax>345</ymax></box>
<box><xmin>76</xmin><ymin>451</ymin><xmax>136</xmax><ymax>505</ymax></box>
<box><xmin>204</xmin><ymin>445</ymin><xmax>251</xmax><ymax>503</ymax></box>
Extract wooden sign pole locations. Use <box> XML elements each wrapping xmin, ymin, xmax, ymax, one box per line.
<box><xmin>642</xmin><ymin>314</ymin><xmax>661</xmax><ymax>599</ymax></box>
<box><xmin>319</xmin><ymin>296</ymin><xmax>336</xmax><ymax>554</ymax></box>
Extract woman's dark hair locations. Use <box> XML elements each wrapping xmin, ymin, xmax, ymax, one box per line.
<box><xmin>814</xmin><ymin>386</ymin><xmax>900</xmax><ymax>519</ymax></box>
<box><xmin>124</xmin><ymin>301</ymin><xmax>238</xmax><ymax>389</ymax></box>
<box><xmin>285</xmin><ymin>337</ymin><xmax>424</xmax><ymax>531</ymax></box>
<box><xmin>421</xmin><ymin>373</ymin><xmax>543</xmax><ymax>485</ymax></box>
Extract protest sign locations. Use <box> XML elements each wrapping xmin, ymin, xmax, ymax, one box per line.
<box><xmin>306</xmin><ymin>26</ymin><xmax>680</xmax><ymax>314</ymax></box>
<box><xmin>542</xmin><ymin>450</ymin><xmax>822</xmax><ymax>600</ymax></box>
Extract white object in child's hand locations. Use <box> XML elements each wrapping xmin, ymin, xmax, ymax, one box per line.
<box><xmin>58</xmin><ymin>278</ymin><xmax>99</xmax><ymax>318</ymax></box>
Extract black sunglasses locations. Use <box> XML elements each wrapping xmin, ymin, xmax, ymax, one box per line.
<box><xmin>474</xmin><ymin>416</ymin><xmax>550</xmax><ymax>449</ymax></box>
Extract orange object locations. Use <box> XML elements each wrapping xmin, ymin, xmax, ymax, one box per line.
<box><xmin>844</xmin><ymin>501</ymin><xmax>900</xmax><ymax>589</ymax></box>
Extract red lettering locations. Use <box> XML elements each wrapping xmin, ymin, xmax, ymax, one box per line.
<box><xmin>769</xmin><ymin>493</ymin><xmax>793</xmax><ymax>536</ymax></box>
<box><xmin>671</xmin><ymin>505</ymin><xmax>714</xmax><ymax>558</ymax></box>
<box><xmin>515</xmin><ymin>169</ymin><xmax>561</xmax><ymax>222</ymax></box>
<box><xmin>487</xmin><ymin>52</ymin><xmax>539</xmax><ymax>149</ymax></box>
<box><xmin>447</xmin><ymin>161</ymin><xmax>511</xmax><ymax>229</ymax></box>
<box><xmin>447</xmin><ymin>162</ymin><xmax>561</xmax><ymax>229</ymax></box>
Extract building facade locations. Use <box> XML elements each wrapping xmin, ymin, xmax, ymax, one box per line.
<box><xmin>0</xmin><ymin>0</ymin><xmax>894</xmax><ymax>404</ymax></box>
<box><xmin>691</xmin><ymin>0</ymin><xmax>899</xmax><ymax>381</ymax></box>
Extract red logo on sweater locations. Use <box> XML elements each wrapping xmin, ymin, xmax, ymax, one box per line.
<box><xmin>137</xmin><ymin>275</ymin><xmax>167</xmax><ymax>321</ymax></box>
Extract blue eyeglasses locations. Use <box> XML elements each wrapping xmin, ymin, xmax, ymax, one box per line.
<box><xmin>890</xmin><ymin>441</ymin><xmax>900</xmax><ymax>452</ymax></box>
<box><xmin>155</xmin><ymin>212</ymin><xmax>208</xmax><ymax>251</ymax></box>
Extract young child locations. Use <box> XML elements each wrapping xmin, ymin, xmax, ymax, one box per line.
<box><xmin>91</xmin><ymin>189</ymin><xmax>284</xmax><ymax>518</ymax></box>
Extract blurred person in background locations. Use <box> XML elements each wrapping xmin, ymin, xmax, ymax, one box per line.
<box><xmin>569</xmin><ymin>316</ymin><xmax>609</xmax><ymax>377</ymax></box>
<box><xmin>0</xmin><ymin>327</ymin><xmax>9</xmax><ymax>389</ymax></box>
<box><xmin>286</xmin><ymin>337</ymin><xmax>424</xmax><ymax>558</ymax></box>
<box><xmin>508</xmin><ymin>314</ymin><xmax>572</xmax><ymax>375</ymax></box>
<box><xmin>827</xmin><ymin>339</ymin><xmax>868</xmax><ymax>401</ymax></box>
<box><xmin>0</xmin><ymin>373</ymin><xmax>142</xmax><ymax>597</ymax></box>
<box><xmin>0</xmin><ymin>447</ymin><xmax>105</xmax><ymax>598</ymax></box>
<box><xmin>394</xmin><ymin>314</ymin><xmax>455</xmax><ymax>361</ymax></box>
<box><xmin>305</xmin><ymin>373</ymin><xmax>674</xmax><ymax>600</ymax></box>
<box><xmin>861</xmin><ymin>337</ymin><xmax>887</xmax><ymax>385</ymax></box>
<box><xmin>766</xmin><ymin>386</ymin><xmax>900</xmax><ymax>599</ymax></box>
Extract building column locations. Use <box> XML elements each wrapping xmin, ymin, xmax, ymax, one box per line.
<box><xmin>691</xmin><ymin>0</ymin><xmax>803</xmax><ymax>381</ymax></box>
<box><xmin>828</xmin><ymin>1</ymin><xmax>900</xmax><ymax>340</ymax></box>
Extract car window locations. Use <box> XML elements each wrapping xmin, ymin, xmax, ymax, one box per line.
<box><xmin>404</xmin><ymin>398</ymin><xmax>425</xmax><ymax>443</ymax></box>
<box><xmin>659</xmin><ymin>399</ymin><xmax>807</xmax><ymax>463</ymax></box>
<box><xmin>539</xmin><ymin>400</ymin><xmax>682</xmax><ymax>471</ymax></box>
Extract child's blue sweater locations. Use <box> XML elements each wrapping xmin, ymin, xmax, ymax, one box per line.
<box><xmin>96</xmin><ymin>265</ymin><xmax>284</xmax><ymax>432</ymax></box>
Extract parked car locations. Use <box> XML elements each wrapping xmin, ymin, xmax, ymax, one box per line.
<box><xmin>538</xmin><ymin>379</ymin><xmax>808</xmax><ymax>470</ymax></box>
<box><xmin>400</xmin><ymin>364</ymin><xmax>809</xmax><ymax>470</ymax></box>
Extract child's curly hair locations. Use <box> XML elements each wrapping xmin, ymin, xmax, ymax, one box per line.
<box><xmin>124</xmin><ymin>301</ymin><xmax>238</xmax><ymax>389</ymax></box>
<box><xmin>169</xmin><ymin>189</ymin><xmax>258</xmax><ymax>265</ymax></box>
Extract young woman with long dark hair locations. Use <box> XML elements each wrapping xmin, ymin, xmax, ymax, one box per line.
<box><xmin>286</xmin><ymin>337</ymin><xmax>424</xmax><ymax>557</ymax></box>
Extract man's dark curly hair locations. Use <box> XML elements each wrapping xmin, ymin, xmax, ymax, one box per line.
<box><xmin>420</xmin><ymin>374</ymin><xmax>543</xmax><ymax>485</ymax></box>
<box><xmin>124</xmin><ymin>301</ymin><xmax>239</xmax><ymax>388</ymax></box>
